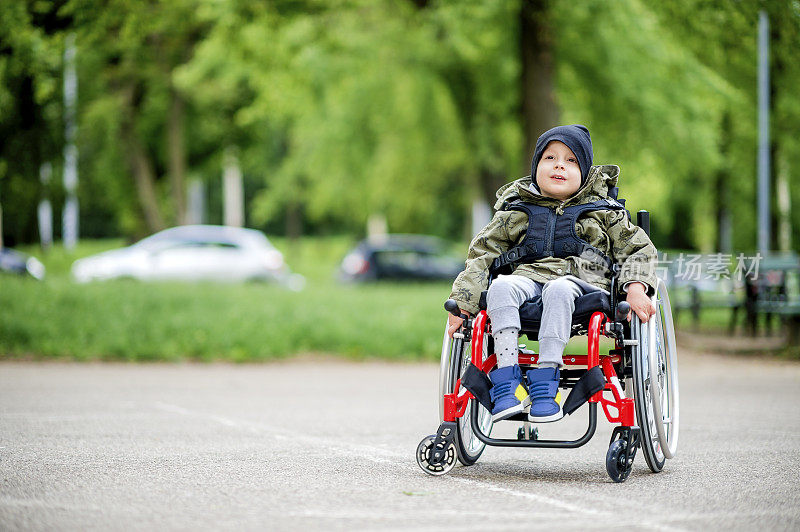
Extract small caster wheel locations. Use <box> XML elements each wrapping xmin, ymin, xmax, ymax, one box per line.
<box><xmin>606</xmin><ymin>439</ymin><xmax>633</xmax><ymax>483</ymax></box>
<box><xmin>416</xmin><ymin>434</ymin><xmax>456</xmax><ymax>476</ymax></box>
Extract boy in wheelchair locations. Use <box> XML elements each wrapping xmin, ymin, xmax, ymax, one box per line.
<box><xmin>447</xmin><ymin>124</ymin><xmax>657</xmax><ymax>424</ymax></box>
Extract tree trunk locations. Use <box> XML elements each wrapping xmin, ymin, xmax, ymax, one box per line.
<box><xmin>127</xmin><ymin>132</ymin><xmax>167</xmax><ymax>233</ymax></box>
<box><xmin>120</xmin><ymin>85</ymin><xmax>166</xmax><ymax>234</ymax></box>
<box><xmin>282</xmin><ymin>203</ymin><xmax>302</xmax><ymax>261</ymax></box>
<box><xmin>474</xmin><ymin>168</ymin><xmax>503</xmax><ymax>239</ymax></box>
<box><xmin>520</xmin><ymin>0</ymin><xmax>558</xmax><ymax>168</ymax></box>
<box><xmin>479</xmin><ymin>168</ymin><xmax>505</xmax><ymax>205</ymax></box>
<box><xmin>167</xmin><ymin>88</ymin><xmax>187</xmax><ymax>225</ymax></box>
<box><xmin>286</xmin><ymin>173</ymin><xmax>306</xmax><ymax>243</ymax></box>
<box><xmin>770</xmin><ymin>11</ymin><xmax>791</xmax><ymax>252</ymax></box>
<box><xmin>286</xmin><ymin>201</ymin><xmax>302</xmax><ymax>242</ymax></box>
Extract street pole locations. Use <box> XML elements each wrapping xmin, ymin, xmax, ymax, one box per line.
<box><xmin>187</xmin><ymin>179</ymin><xmax>205</xmax><ymax>225</ymax></box>
<box><xmin>757</xmin><ymin>11</ymin><xmax>770</xmax><ymax>257</ymax></box>
<box><xmin>63</xmin><ymin>33</ymin><xmax>79</xmax><ymax>250</ymax></box>
<box><xmin>223</xmin><ymin>147</ymin><xmax>244</xmax><ymax>228</ymax></box>
<box><xmin>38</xmin><ymin>162</ymin><xmax>54</xmax><ymax>250</ymax></box>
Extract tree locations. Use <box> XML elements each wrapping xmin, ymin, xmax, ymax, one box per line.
<box><xmin>65</xmin><ymin>0</ymin><xmax>209</xmax><ymax>235</ymax></box>
<box><xmin>180</xmin><ymin>0</ymin><xmax>475</xmax><ymax>238</ymax></box>
<box><xmin>652</xmin><ymin>0</ymin><xmax>800</xmax><ymax>252</ymax></box>
<box><xmin>2</xmin><ymin>0</ymin><xmax>799</xmax><ymax>254</ymax></box>
<box><xmin>520</xmin><ymin>0</ymin><xmax>558</xmax><ymax>157</ymax></box>
<box><xmin>554</xmin><ymin>0</ymin><xmax>737</xmax><ymax>250</ymax></box>
<box><xmin>0</xmin><ymin>1</ymin><xmax>68</xmax><ymax>246</ymax></box>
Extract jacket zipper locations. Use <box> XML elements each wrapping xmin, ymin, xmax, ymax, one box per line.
<box><xmin>545</xmin><ymin>207</ymin><xmax>557</xmax><ymax>256</ymax></box>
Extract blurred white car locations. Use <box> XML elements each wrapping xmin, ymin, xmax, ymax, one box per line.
<box><xmin>71</xmin><ymin>225</ymin><xmax>304</xmax><ymax>289</ymax></box>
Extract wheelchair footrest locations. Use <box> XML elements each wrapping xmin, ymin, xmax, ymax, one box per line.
<box><xmin>562</xmin><ymin>365</ymin><xmax>605</xmax><ymax>415</ymax></box>
<box><xmin>461</xmin><ymin>363</ymin><xmax>493</xmax><ymax>411</ymax></box>
<box><xmin>461</xmin><ymin>363</ymin><xmax>606</xmax><ymax>417</ymax></box>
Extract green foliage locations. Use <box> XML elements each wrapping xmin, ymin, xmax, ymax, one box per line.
<box><xmin>0</xmin><ymin>237</ymin><xmax>449</xmax><ymax>361</ymax></box>
<box><xmin>178</xmin><ymin>0</ymin><xmax>492</xmax><ymax>236</ymax></box>
<box><xmin>647</xmin><ymin>0</ymin><xmax>800</xmax><ymax>251</ymax></box>
<box><xmin>0</xmin><ymin>1</ymin><xmax>66</xmax><ymax>244</ymax></box>
<box><xmin>0</xmin><ymin>277</ymin><xmax>445</xmax><ymax>361</ymax></box>
<box><xmin>555</xmin><ymin>0</ymin><xmax>738</xmax><ymax>250</ymax></box>
<box><xmin>2</xmin><ymin>0</ymin><xmax>799</xmax><ymax>253</ymax></box>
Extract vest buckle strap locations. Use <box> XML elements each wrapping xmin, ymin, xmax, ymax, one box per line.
<box><xmin>490</xmin><ymin>195</ymin><xmax>626</xmax><ymax>278</ymax></box>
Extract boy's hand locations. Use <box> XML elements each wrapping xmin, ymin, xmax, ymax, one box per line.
<box><xmin>447</xmin><ymin>309</ymin><xmax>472</xmax><ymax>337</ymax></box>
<box><xmin>625</xmin><ymin>282</ymin><xmax>656</xmax><ymax>323</ymax></box>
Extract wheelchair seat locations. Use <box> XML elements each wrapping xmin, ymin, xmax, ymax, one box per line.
<box><xmin>479</xmin><ymin>290</ymin><xmax>612</xmax><ymax>337</ymax></box>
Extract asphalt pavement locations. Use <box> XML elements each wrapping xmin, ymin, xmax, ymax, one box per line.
<box><xmin>1</xmin><ymin>346</ymin><xmax>799</xmax><ymax>531</ymax></box>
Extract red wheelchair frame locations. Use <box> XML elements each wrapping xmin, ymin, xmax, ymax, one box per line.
<box><xmin>443</xmin><ymin>311</ymin><xmax>635</xmax><ymax>430</ymax></box>
<box><xmin>422</xmin><ymin>305</ymin><xmax>644</xmax><ymax>482</ymax></box>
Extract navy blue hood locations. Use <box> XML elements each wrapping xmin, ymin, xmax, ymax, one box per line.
<box><xmin>531</xmin><ymin>124</ymin><xmax>594</xmax><ymax>185</ymax></box>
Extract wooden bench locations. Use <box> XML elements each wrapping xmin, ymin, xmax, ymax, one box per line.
<box><xmin>743</xmin><ymin>253</ymin><xmax>800</xmax><ymax>344</ymax></box>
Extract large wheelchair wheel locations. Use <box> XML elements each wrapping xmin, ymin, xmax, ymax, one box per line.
<box><xmin>630</xmin><ymin>278</ymin><xmax>680</xmax><ymax>472</ymax></box>
<box><xmin>438</xmin><ymin>320</ymin><xmax>493</xmax><ymax>466</ymax></box>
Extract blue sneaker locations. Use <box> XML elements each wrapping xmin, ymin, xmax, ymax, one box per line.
<box><xmin>488</xmin><ymin>365</ymin><xmax>531</xmax><ymax>422</ymax></box>
<box><xmin>527</xmin><ymin>367</ymin><xmax>564</xmax><ymax>422</ymax></box>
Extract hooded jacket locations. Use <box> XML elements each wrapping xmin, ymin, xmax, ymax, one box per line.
<box><xmin>449</xmin><ymin>165</ymin><xmax>658</xmax><ymax>316</ymax></box>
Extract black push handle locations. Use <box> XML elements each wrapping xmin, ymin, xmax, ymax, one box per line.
<box><xmin>637</xmin><ymin>210</ymin><xmax>650</xmax><ymax>237</ymax></box>
<box><xmin>615</xmin><ymin>301</ymin><xmax>631</xmax><ymax>322</ymax></box>
<box><xmin>444</xmin><ymin>299</ymin><xmax>462</xmax><ymax>317</ymax></box>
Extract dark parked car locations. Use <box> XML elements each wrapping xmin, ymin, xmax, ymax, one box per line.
<box><xmin>339</xmin><ymin>234</ymin><xmax>464</xmax><ymax>282</ymax></box>
<box><xmin>0</xmin><ymin>248</ymin><xmax>46</xmax><ymax>280</ymax></box>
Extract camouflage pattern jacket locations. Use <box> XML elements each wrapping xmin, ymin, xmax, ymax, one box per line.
<box><xmin>449</xmin><ymin>165</ymin><xmax>658</xmax><ymax>316</ymax></box>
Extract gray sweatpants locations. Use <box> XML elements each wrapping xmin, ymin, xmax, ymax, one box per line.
<box><xmin>486</xmin><ymin>274</ymin><xmax>604</xmax><ymax>366</ymax></box>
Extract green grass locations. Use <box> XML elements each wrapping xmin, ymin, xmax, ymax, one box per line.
<box><xmin>1</xmin><ymin>237</ymin><xmax>456</xmax><ymax>361</ymax></box>
<box><xmin>0</xmin><ymin>278</ymin><xmax>456</xmax><ymax>361</ymax></box>
<box><xmin>4</xmin><ymin>237</ymin><xmax>790</xmax><ymax>361</ymax></box>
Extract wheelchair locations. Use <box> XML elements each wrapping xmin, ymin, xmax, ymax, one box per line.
<box><xmin>415</xmin><ymin>212</ymin><xmax>679</xmax><ymax>482</ymax></box>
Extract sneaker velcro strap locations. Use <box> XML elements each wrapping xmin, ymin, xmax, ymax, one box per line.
<box><xmin>490</xmin><ymin>380</ymin><xmax>515</xmax><ymax>401</ymax></box>
<box><xmin>529</xmin><ymin>380</ymin><xmax>558</xmax><ymax>399</ymax></box>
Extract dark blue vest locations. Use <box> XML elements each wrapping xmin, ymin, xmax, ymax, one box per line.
<box><xmin>490</xmin><ymin>196</ymin><xmax>627</xmax><ymax>277</ymax></box>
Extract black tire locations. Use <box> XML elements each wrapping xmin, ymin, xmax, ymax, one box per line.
<box><xmin>606</xmin><ymin>439</ymin><xmax>633</xmax><ymax>483</ymax></box>
<box><xmin>415</xmin><ymin>434</ymin><xmax>456</xmax><ymax>476</ymax></box>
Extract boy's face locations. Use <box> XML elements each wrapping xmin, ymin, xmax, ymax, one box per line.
<box><xmin>535</xmin><ymin>141</ymin><xmax>582</xmax><ymax>201</ymax></box>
